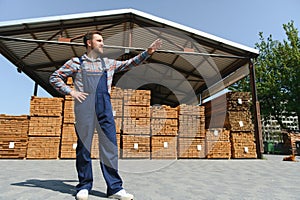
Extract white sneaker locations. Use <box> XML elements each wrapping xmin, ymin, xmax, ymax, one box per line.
<box><xmin>76</xmin><ymin>189</ymin><xmax>89</xmax><ymax>200</ymax></box>
<box><xmin>108</xmin><ymin>189</ymin><xmax>134</xmax><ymax>200</ymax></box>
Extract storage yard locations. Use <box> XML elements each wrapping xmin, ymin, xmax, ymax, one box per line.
<box><xmin>0</xmin><ymin>85</ymin><xmax>261</xmax><ymax>160</ymax></box>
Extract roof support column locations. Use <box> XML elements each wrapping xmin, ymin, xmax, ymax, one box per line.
<box><xmin>33</xmin><ymin>82</ymin><xmax>38</xmax><ymax>96</ymax></box>
<box><xmin>249</xmin><ymin>60</ymin><xmax>263</xmax><ymax>159</ymax></box>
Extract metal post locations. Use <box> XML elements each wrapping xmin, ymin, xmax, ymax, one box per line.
<box><xmin>33</xmin><ymin>82</ymin><xmax>38</xmax><ymax>96</ymax></box>
<box><xmin>249</xmin><ymin>60</ymin><xmax>263</xmax><ymax>159</ymax></box>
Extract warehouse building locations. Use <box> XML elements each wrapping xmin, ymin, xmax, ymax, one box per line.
<box><xmin>0</xmin><ymin>9</ymin><xmax>263</xmax><ymax>159</ymax></box>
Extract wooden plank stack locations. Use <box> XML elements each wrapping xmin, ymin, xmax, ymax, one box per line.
<box><xmin>231</xmin><ymin>132</ymin><xmax>256</xmax><ymax>158</ymax></box>
<box><xmin>178</xmin><ymin>137</ymin><xmax>205</xmax><ymax>158</ymax></box>
<box><xmin>203</xmin><ymin>92</ymin><xmax>256</xmax><ymax>158</ymax></box>
<box><xmin>177</xmin><ymin>104</ymin><xmax>206</xmax><ymax>158</ymax></box>
<box><xmin>0</xmin><ymin>114</ymin><xmax>29</xmax><ymax>159</ymax></box>
<box><xmin>26</xmin><ymin>96</ymin><xmax>63</xmax><ymax>159</ymax></box>
<box><xmin>110</xmin><ymin>86</ymin><xmax>124</xmax><ymax>158</ymax></box>
<box><xmin>0</xmin><ymin>86</ymin><xmax>260</xmax><ymax>160</ymax></box>
<box><xmin>206</xmin><ymin>128</ymin><xmax>231</xmax><ymax>159</ymax></box>
<box><xmin>283</xmin><ymin>132</ymin><xmax>300</xmax><ymax>155</ymax></box>
<box><xmin>227</xmin><ymin>92</ymin><xmax>256</xmax><ymax>159</ymax></box>
<box><xmin>177</xmin><ymin>104</ymin><xmax>205</xmax><ymax>138</ymax></box>
<box><xmin>121</xmin><ymin>89</ymin><xmax>151</xmax><ymax>158</ymax></box>
<box><xmin>122</xmin><ymin>134</ymin><xmax>150</xmax><ymax>158</ymax></box>
<box><xmin>151</xmin><ymin>105</ymin><xmax>178</xmax><ymax>159</ymax></box>
<box><xmin>60</xmin><ymin>94</ymin><xmax>77</xmax><ymax>159</ymax></box>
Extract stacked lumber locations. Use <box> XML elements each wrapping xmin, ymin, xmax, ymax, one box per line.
<box><xmin>226</xmin><ymin>111</ymin><xmax>254</xmax><ymax>132</ymax></box>
<box><xmin>60</xmin><ymin>94</ymin><xmax>77</xmax><ymax>159</ymax></box>
<box><xmin>227</xmin><ymin>92</ymin><xmax>256</xmax><ymax>158</ymax></box>
<box><xmin>284</xmin><ymin>132</ymin><xmax>300</xmax><ymax>155</ymax></box>
<box><xmin>28</xmin><ymin>116</ymin><xmax>62</xmax><ymax>136</ymax></box>
<box><xmin>63</xmin><ymin>95</ymin><xmax>75</xmax><ymax>123</ymax></box>
<box><xmin>151</xmin><ymin>105</ymin><xmax>178</xmax><ymax>159</ymax></box>
<box><xmin>30</xmin><ymin>96</ymin><xmax>63</xmax><ymax>117</ymax></box>
<box><xmin>0</xmin><ymin>115</ymin><xmax>29</xmax><ymax>159</ymax></box>
<box><xmin>151</xmin><ymin>136</ymin><xmax>177</xmax><ymax>159</ymax></box>
<box><xmin>231</xmin><ymin>132</ymin><xmax>257</xmax><ymax>158</ymax></box>
<box><xmin>151</xmin><ymin>105</ymin><xmax>178</xmax><ymax>136</ymax></box>
<box><xmin>123</xmin><ymin>89</ymin><xmax>151</xmax><ymax>106</ymax></box>
<box><xmin>110</xmin><ymin>86</ymin><xmax>124</xmax><ymax>99</ymax></box>
<box><xmin>206</xmin><ymin>128</ymin><xmax>231</xmax><ymax>159</ymax></box>
<box><xmin>90</xmin><ymin>133</ymin><xmax>99</xmax><ymax>159</ymax></box>
<box><xmin>177</xmin><ymin>104</ymin><xmax>206</xmax><ymax>158</ymax></box>
<box><xmin>203</xmin><ymin>92</ymin><xmax>257</xmax><ymax>158</ymax></box>
<box><xmin>177</xmin><ymin>104</ymin><xmax>205</xmax><ymax>138</ymax></box>
<box><xmin>58</xmin><ymin>78</ymin><xmax>76</xmax><ymax>159</ymax></box>
<box><xmin>122</xmin><ymin>89</ymin><xmax>151</xmax><ymax>158</ymax></box>
<box><xmin>27</xmin><ymin>96</ymin><xmax>63</xmax><ymax>159</ymax></box>
<box><xmin>110</xmin><ymin>87</ymin><xmax>123</xmax><ymax>157</ymax></box>
<box><xmin>122</xmin><ymin>118</ymin><xmax>151</xmax><ymax>135</ymax></box>
<box><xmin>27</xmin><ymin>136</ymin><xmax>60</xmax><ymax>159</ymax></box>
<box><xmin>121</xmin><ymin>134</ymin><xmax>150</xmax><ymax>158</ymax></box>
<box><xmin>178</xmin><ymin>137</ymin><xmax>205</xmax><ymax>158</ymax></box>
<box><xmin>110</xmin><ymin>87</ymin><xmax>124</xmax><ymax>134</ymax></box>
<box><xmin>60</xmin><ymin>122</ymin><xmax>77</xmax><ymax>158</ymax></box>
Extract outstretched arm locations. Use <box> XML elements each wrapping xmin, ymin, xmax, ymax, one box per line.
<box><xmin>111</xmin><ymin>39</ymin><xmax>163</xmax><ymax>72</ymax></box>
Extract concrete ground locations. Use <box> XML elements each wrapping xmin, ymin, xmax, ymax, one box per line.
<box><xmin>0</xmin><ymin>154</ymin><xmax>299</xmax><ymax>200</ymax></box>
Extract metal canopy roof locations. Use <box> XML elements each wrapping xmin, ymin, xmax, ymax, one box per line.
<box><xmin>0</xmin><ymin>8</ymin><xmax>259</xmax><ymax>106</ymax></box>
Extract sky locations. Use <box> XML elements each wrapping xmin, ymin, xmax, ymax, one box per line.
<box><xmin>0</xmin><ymin>0</ymin><xmax>299</xmax><ymax>115</ymax></box>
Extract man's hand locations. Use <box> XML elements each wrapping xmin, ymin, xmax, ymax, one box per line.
<box><xmin>147</xmin><ymin>39</ymin><xmax>162</xmax><ymax>55</ymax></box>
<box><xmin>70</xmin><ymin>90</ymin><xmax>89</xmax><ymax>103</ymax></box>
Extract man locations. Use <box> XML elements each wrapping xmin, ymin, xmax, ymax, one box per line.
<box><xmin>49</xmin><ymin>30</ymin><xmax>162</xmax><ymax>200</ymax></box>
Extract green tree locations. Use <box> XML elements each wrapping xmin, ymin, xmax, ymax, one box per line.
<box><xmin>231</xmin><ymin>21</ymin><xmax>300</xmax><ymax>130</ymax></box>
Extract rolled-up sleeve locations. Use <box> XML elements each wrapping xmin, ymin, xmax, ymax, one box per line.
<box><xmin>49</xmin><ymin>58</ymin><xmax>79</xmax><ymax>95</ymax></box>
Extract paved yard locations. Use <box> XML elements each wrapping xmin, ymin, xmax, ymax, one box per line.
<box><xmin>0</xmin><ymin>154</ymin><xmax>299</xmax><ymax>200</ymax></box>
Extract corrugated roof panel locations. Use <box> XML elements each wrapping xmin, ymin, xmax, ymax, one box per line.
<box><xmin>0</xmin><ymin>8</ymin><xmax>259</xmax><ymax>105</ymax></box>
<box><xmin>22</xmin><ymin>48</ymin><xmax>50</xmax><ymax>65</ymax></box>
<box><xmin>44</xmin><ymin>45</ymin><xmax>75</xmax><ymax>62</ymax></box>
<box><xmin>150</xmin><ymin>52</ymin><xmax>178</xmax><ymax>65</ymax></box>
<box><xmin>2</xmin><ymin>40</ymin><xmax>37</xmax><ymax>62</ymax></box>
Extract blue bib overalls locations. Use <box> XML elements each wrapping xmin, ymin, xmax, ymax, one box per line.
<box><xmin>74</xmin><ymin>59</ymin><xmax>123</xmax><ymax>196</ymax></box>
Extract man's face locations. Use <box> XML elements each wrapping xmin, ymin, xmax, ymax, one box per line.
<box><xmin>89</xmin><ymin>33</ymin><xmax>104</xmax><ymax>54</ymax></box>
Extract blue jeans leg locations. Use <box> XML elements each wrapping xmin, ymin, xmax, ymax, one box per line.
<box><xmin>95</xmin><ymin>92</ymin><xmax>123</xmax><ymax>196</ymax></box>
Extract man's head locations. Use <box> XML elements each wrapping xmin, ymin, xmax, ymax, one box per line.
<box><xmin>83</xmin><ymin>30</ymin><xmax>104</xmax><ymax>55</ymax></box>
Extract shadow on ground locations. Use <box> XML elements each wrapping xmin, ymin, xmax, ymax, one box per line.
<box><xmin>11</xmin><ymin>179</ymin><xmax>107</xmax><ymax>198</ymax></box>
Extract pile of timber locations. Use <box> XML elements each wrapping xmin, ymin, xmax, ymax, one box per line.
<box><xmin>203</xmin><ymin>92</ymin><xmax>257</xmax><ymax>158</ymax></box>
<box><xmin>121</xmin><ymin>89</ymin><xmax>151</xmax><ymax>158</ymax></box>
<box><xmin>177</xmin><ymin>104</ymin><xmax>206</xmax><ymax>158</ymax></box>
<box><xmin>206</xmin><ymin>128</ymin><xmax>231</xmax><ymax>159</ymax></box>
<box><xmin>59</xmin><ymin>80</ymin><xmax>77</xmax><ymax>158</ymax></box>
<box><xmin>27</xmin><ymin>96</ymin><xmax>63</xmax><ymax>159</ymax></box>
<box><xmin>0</xmin><ymin>86</ymin><xmax>260</xmax><ymax>160</ymax></box>
<box><xmin>0</xmin><ymin>115</ymin><xmax>29</xmax><ymax>158</ymax></box>
<box><xmin>151</xmin><ymin>105</ymin><xmax>178</xmax><ymax>159</ymax></box>
<box><xmin>282</xmin><ymin>131</ymin><xmax>300</xmax><ymax>155</ymax></box>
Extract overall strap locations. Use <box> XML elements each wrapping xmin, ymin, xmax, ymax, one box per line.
<box><xmin>100</xmin><ymin>57</ymin><xmax>107</xmax><ymax>72</ymax></box>
<box><xmin>78</xmin><ymin>57</ymin><xmax>83</xmax><ymax>66</ymax></box>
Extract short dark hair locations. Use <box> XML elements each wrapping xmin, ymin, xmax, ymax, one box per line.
<box><xmin>83</xmin><ymin>30</ymin><xmax>102</xmax><ymax>48</ymax></box>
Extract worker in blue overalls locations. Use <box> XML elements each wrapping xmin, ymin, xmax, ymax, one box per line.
<box><xmin>49</xmin><ymin>31</ymin><xmax>161</xmax><ymax>200</ymax></box>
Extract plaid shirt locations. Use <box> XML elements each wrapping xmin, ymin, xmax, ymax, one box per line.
<box><xmin>49</xmin><ymin>51</ymin><xmax>150</xmax><ymax>95</ymax></box>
